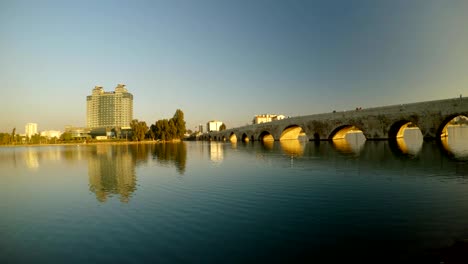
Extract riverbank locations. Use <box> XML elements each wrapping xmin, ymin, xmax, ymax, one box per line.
<box><xmin>0</xmin><ymin>139</ymin><xmax>182</xmax><ymax>148</ymax></box>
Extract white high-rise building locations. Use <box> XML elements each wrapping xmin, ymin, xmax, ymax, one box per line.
<box><xmin>207</xmin><ymin>121</ymin><xmax>223</xmax><ymax>132</ymax></box>
<box><xmin>25</xmin><ymin>123</ymin><xmax>38</xmax><ymax>138</ymax></box>
<box><xmin>86</xmin><ymin>84</ymin><xmax>133</xmax><ymax>129</ymax></box>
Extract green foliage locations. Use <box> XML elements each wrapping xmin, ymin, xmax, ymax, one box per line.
<box><xmin>130</xmin><ymin>119</ymin><xmax>149</xmax><ymax>141</ymax></box>
<box><xmin>219</xmin><ymin>123</ymin><xmax>226</xmax><ymax>131</ymax></box>
<box><xmin>150</xmin><ymin>109</ymin><xmax>187</xmax><ymax>141</ymax></box>
<box><xmin>30</xmin><ymin>134</ymin><xmax>42</xmax><ymax>144</ymax></box>
<box><xmin>172</xmin><ymin>109</ymin><xmax>186</xmax><ymax>139</ymax></box>
<box><xmin>0</xmin><ymin>133</ymin><xmax>11</xmax><ymax>145</ymax></box>
<box><xmin>60</xmin><ymin>132</ymin><xmax>73</xmax><ymax>142</ymax></box>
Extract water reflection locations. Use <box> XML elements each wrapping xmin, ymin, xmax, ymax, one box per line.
<box><xmin>209</xmin><ymin>142</ymin><xmax>224</xmax><ymax>162</ymax></box>
<box><xmin>332</xmin><ymin>132</ymin><xmax>366</xmax><ymax>154</ymax></box>
<box><xmin>88</xmin><ymin>145</ymin><xmax>136</xmax><ymax>203</ymax></box>
<box><xmin>280</xmin><ymin>140</ymin><xmax>304</xmax><ymax>156</ymax></box>
<box><xmin>152</xmin><ymin>143</ymin><xmax>187</xmax><ymax>174</ymax></box>
<box><xmin>441</xmin><ymin>125</ymin><xmax>468</xmax><ymax>159</ymax></box>
<box><xmin>396</xmin><ymin>128</ymin><xmax>423</xmax><ymax>156</ymax></box>
<box><xmin>261</xmin><ymin>140</ymin><xmax>274</xmax><ymax>151</ymax></box>
<box><xmin>25</xmin><ymin>148</ymin><xmax>39</xmax><ymax>169</ymax></box>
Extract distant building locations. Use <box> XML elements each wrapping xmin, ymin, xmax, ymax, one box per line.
<box><xmin>86</xmin><ymin>84</ymin><xmax>133</xmax><ymax>129</ymax></box>
<box><xmin>198</xmin><ymin>124</ymin><xmax>204</xmax><ymax>133</ymax></box>
<box><xmin>40</xmin><ymin>130</ymin><xmax>62</xmax><ymax>139</ymax></box>
<box><xmin>207</xmin><ymin>121</ymin><xmax>223</xmax><ymax>132</ymax></box>
<box><xmin>65</xmin><ymin>126</ymin><xmax>90</xmax><ymax>139</ymax></box>
<box><xmin>252</xmin><ymin>114</ymin><xmax>285</xmax><ymax>124</ymax></box>
<box><xmin>25</xmin><ymin>123</ymin><xmax>37</xmax><ymax>138</ymax></box>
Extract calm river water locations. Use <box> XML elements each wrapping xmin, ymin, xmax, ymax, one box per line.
<box><xmin>1</xmin><ymin>133</ymin><xmax>468</xmax><ymax>263</ymax></box>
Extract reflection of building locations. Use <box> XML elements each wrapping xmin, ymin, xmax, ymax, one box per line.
<box><xmin>207</xmin><ymin>121</ymin><xmax>223</xmax><ymax>132</ymax></box>
<box><xmin>25</xmin><ymin>148</ymin><xmax>39</xmax><ymax>169</ymax></box>
<box><xmin>253</xmin><ymin>114</ymin><xmax>285</xmax><ymax>124</ymax></box>
<box><xmin>86</xmin><ymin>84</ymin><xmax>133</xmax><ymax>129</ymax></box>
<box><xmin>209</xmin><ymin>142</ymin><xmax>224</xmax><ymax>162</ymax></box>
<box><xmin>25</xmin><ymin>123</ymin><xmax>38</xmax><ymax>138</ymax></box>
<box><xmin>88</xmin><ymin>145</ymin><xmax>136</xmax><ymax>202</ymax></box>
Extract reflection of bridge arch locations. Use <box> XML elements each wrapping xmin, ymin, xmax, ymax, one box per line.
<box><xmin>258</xmin><ymin>131</ymin><xmax>274</xmax><ymax>142</ymax></box>
<box><xmin>280</xmin><ymin>139</ymin><xmax>304</xmax><ymax>156</ymax></box>
<box><xmin>329</xmin><ymin>125</ymin><xmax>364</xmax><ymax>140</ymax></box>
<box><xmin>280</xmin><ymin>125</ymin><xmax>306</xmax><ymax>140</ymax></box>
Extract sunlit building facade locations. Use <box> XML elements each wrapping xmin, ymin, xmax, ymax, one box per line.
<box><xmin>25</xmin><ymin>123</ymin><xmax>38</xmax><ymax>138</ymax></box>
<box><xmin>252</xmin><ymin>114</ymin><xmax>285</xmax><ymax>124</ymax></box>
<box><xmin>86</xmin><ymin>84</ymin><xmax>133</xmax><ymax>129</ymax></box>
<box><xmin>207</xmin><ymin>121</ymin><xmax>223</xmax><ymax>132</ymax></box>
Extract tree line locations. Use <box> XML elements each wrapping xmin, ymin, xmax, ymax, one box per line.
<box><xmin>0</xmin><ymin>109</ymin><xmax>187</xmax><ymax>144</ymax></box>
<box><xmin>130</xmin><ymin>109</ymin><xmax>186</xmax><ymax>141</ymax></box>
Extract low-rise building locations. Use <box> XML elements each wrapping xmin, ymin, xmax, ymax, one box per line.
<box><xmin>64</xmin><ymin>126</ymin><xmax>91</xmax><ymax>140</ymax></box>
<box><xmin>40</xmin><ymin>130</ymin><xmax>62</xmax><ymax>139</ymax></box>
<box><xmin>252</xmin><ymin>114</ymin><xmax>285</xmax><ymax>124</ymax></box>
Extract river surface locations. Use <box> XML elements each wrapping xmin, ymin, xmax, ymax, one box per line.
<box><xmin>1</xmin><ymin>133</ymin><xmax>468</xmax><ymax>263</ymax></box>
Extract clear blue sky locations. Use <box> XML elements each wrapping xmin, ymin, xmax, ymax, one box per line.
<box><xmin>1</xmin><ymin>0</ymin><xmax>467</xmax><ymax>132</ymax></box>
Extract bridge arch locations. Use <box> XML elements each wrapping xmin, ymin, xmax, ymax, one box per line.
<box><xmin>222</xmin><ymin>136</ymin><xmax>226</xmax><ymax>141</ymax></box>
<box><xmin>241</xmin><ymin>133</ymin><xmax>250</xmax><ymax>143</ymax></box>
<box><xmin>437</xmin><ymin>114</ymin><xmax>468</xmax><ymax>138</ymax></box>
<box><xmin>258</xmin><ymin>131</ymin><xmax>274</xmax><ymax>142</ymax></box>
<box><xmin>280</xmin><ymin>125</ymin><xmax>307</xmax><ymax>140</ymax></box>
<box><xmin>229</xmin><ymin>132</ymin><xmax>237</xmax><ymax>143</ymax></box>
<box><xmin>328</xmin><ymin>125</ymin><xmax>365</xmax><ymax>140</ymax></box>
<box><xmin>388</xmin><ymin>120</ymin><xmax>422</xmax><ymax>139</ymax></box>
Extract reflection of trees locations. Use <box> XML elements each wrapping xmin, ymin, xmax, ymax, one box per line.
<box><xmin>88</xmin><ymin>145</ymin><xmax>137</xmax><ymax>203</ymax></box>
<box><xmin>129</xmin><ymin>144</ymin><xmax>151</xmax><ymax>165</ymax></box>
<box><xmin>152</xmin><ymin>142</ymin><xmax>187</xmax><ymax>175</ymax></box>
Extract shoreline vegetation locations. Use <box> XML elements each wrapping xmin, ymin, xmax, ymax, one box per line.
<box><xmin>0</xmin><ymin>109</ymin><xmax>189</xmax><ymax>147</ymax></box>
<box><xmin>0</xmin><ymin>139</ymin><xmax>183</xmax><ymax>148</ymax></box>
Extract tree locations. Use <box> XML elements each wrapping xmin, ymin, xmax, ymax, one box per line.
<box><xmin>219</xmin><ymin>123</ymin><xmax>226</xmax><ymax>131</ymax></box>
<box><xmin>147</xmin><ymin>127</ymin><xmax>155</xmax><ymax>141</ymax></box>
<box><xmin>60</xmin><ymin>132</ymin><xmax>72</xmax><ymax>142</ymax></box>
<box><xmin>11</xmin><ymin>128</ymin><xmax>16</xmax><ymax>144</ymax></box>
<box><xmin>149</xmin><ymin>109</ymin><xmax>187</xmax><ymax>141</ymax></box>
<box><xmin>131</xmin><ymin>119</ymin><xmax>148</xmax><ymax>141</ymax></box>
<box><xmin>172</xmin><ymin>109</ymin><xmax>186</xmax><ymax>139</ymax></box>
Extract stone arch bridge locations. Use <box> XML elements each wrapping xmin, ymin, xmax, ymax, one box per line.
<box><xmin>202</xmin><ymin>97</ymin><xmax>468</xmax><ymax>142</ymax></box>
